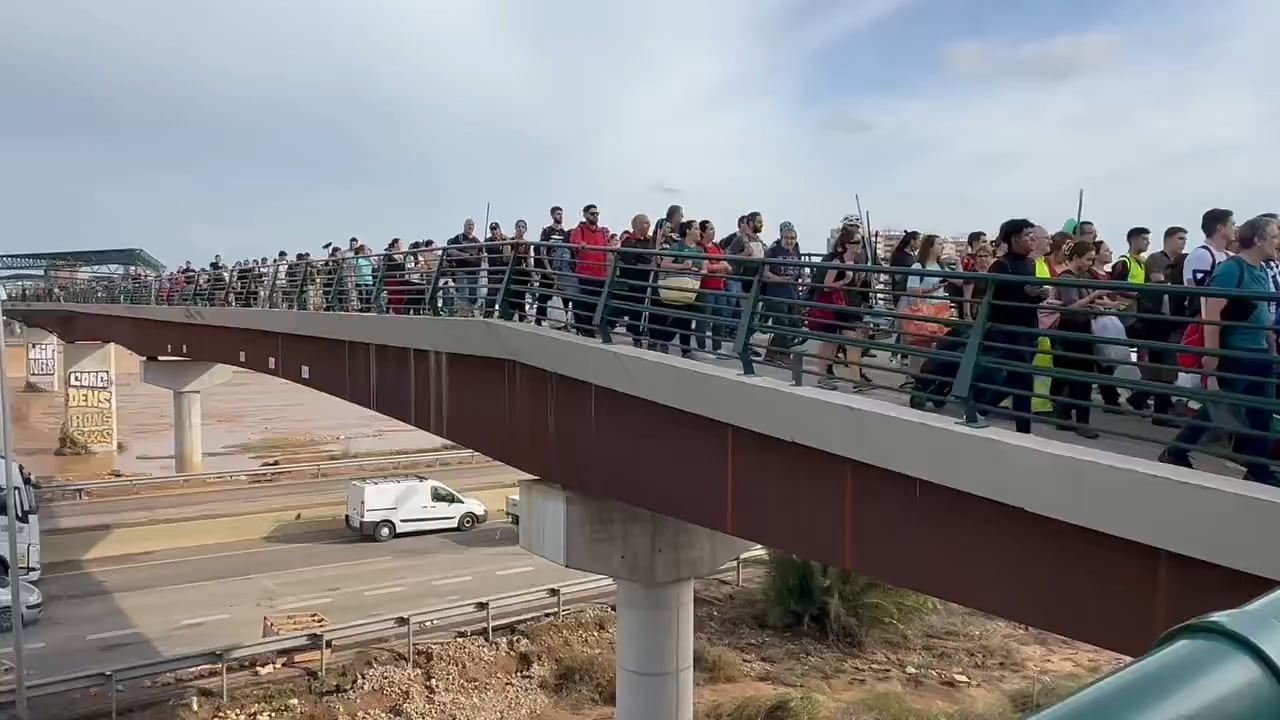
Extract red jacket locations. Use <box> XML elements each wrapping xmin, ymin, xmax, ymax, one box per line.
<box><xmin>570</xmin><ymin>222</ymin><xmax>611</xmax><ymax>279</ymax></box>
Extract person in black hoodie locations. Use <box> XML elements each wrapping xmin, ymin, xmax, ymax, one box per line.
<box><xmin>974</xmin><ymin>219</ymin><xmax>1046</xmax><ymax>434</ymax></box>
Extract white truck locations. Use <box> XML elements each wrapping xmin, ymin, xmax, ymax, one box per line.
<box><xmin>505</xmin><ymin>494</ymin><xmax>519</xmax><ymax>526</ymax></box>
<box><xmin>0</xmin><ymin>458</ymin><xmax>40</xmax><ymax>582</ymax></box>
<box><xmin>345</xmin><ymin>475</ymin><xmax>488</xmax><ymax>542</ymax></box>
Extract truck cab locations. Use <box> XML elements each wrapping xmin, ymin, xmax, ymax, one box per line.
<box><xmin>345</xmin><ymin>475</ymin><xmax>488</xmax><ymax>542</ymax></box>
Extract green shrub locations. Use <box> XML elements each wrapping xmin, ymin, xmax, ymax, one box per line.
<box><xmin>544</xmin><ymin>652</ymin><xmax>615</xmax><ymax>706</ymax></box>
<box><xmin>694</xmin><ymin>642</ymin><xmax>745</xmax><ymax>683</ymax></box>
<box><xmin>838</xmin><ymin>693</ymin><xmax>1016</xmax><ymax>720</ymax></box>
<box><xmin>763</xmin><ymin>552</ymin><xmax>931</xmax><ymax>646</ymax></box>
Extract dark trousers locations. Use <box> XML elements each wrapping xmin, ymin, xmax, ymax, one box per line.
<box><xmin>975</xmin><ymin>326</ymin><xmax>1038</xmax><ymax>433</ymax></box>
<box><xmin>573</xmin><ymin>277</ymin><xmax>605</xmax><ymax>337</ymax></box>
<box><xmin>534</xmin><ymin>272</ymin><xmax>570</xmax><ymax>326</ymax></box>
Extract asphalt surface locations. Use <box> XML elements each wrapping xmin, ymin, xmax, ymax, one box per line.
<box><xmin>43</xmin><ymin>464</ymin><xmax>531</xmax><ymax>532</ymax></box>
<box><xmin>6</xmin><ymin>522</ymin><xmax>589</xmax><ymax>680</ymax></box>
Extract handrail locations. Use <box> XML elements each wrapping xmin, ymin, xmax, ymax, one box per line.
<box><xmin>0</xmin><ymin>547</ymin><xmax>768</xmax><ymax>708</ymax></box>
<box><xmin>12</xmin><ymin>237</ymin><xmax>1280</xmax><ymax>480</ymax></box>
<box><xmin>38</xmin><ymin>449</ymin><xmax>487</xmax><ymax>499</ymax></box>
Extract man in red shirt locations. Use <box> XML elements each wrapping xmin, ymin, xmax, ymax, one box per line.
<box><xmin>569</xmin><ymin>204</ymin><xmax>612</xmax><ymax>337</ymax></box>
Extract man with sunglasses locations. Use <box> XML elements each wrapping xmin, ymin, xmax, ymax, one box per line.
<box><xmin>569</xmin><ymin>204</ymin><xmax>611</xmax><ymax>337</ymax></box>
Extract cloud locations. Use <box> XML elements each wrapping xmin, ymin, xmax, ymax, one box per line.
<box><xmin>0</xmin><ymin>0</ymin><xmax>1277</xmax><ymax>265</ymax></box>
<box><xmin>943</xmin><ymin>33</ymin><xmax>1122</xmax><ymax>83</ymax></box>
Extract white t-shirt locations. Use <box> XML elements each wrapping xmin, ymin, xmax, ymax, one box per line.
<box><xmin>1182</xmin><ymin>245</ymin><xmax>1232</xmax><ymax>287</ymax></box>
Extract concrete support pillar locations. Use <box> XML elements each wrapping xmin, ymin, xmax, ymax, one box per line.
<box><xmin>63</xmin><ymin>342</ymin><xmax>118</xmax><ymax>453</ymax></box>
<box><xmin>141</xmin><ymin>360</ymin><xmax>233</xmax><ymax>474</ymax></box>
<box><xmin>616</xmin><ymin>578</ymin><xmax>695</xmax><ymax>719</ymax></box>
<box><xmin>518</xmin><ymin>480</ymin><xmax>751</xmax><ymax>720</ymax></box>
<box><xmin>23</xmin><ymin>327</ymin><xmax>62</xmax><ymax>392</ymax></box>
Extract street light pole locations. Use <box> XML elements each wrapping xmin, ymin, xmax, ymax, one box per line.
<box><xmin>0</xmin><ymin>290</ymin><xmax>30</xmax><ymax>719</ymax></box>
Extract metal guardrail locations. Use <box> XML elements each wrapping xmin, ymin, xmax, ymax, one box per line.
<box><xmin>0</xmin><ymin>547</ymin><xmax>769</xmax><ymax>715</ymax></box>
<box><xmin>39</xmin><ymin>449</ymin><xmax>487</xmax><ymax>500</ymax></box>
<box><xmin>14</xmin><ymin>231</ymin><xmax>1280</xmax><ymax>484</ymax></box>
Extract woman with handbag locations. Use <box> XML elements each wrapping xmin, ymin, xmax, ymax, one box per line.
<box><xmin>650</xmin><ymin>220</ymin><xmax>703</xmax><ymax>357</ymax></box>
<box><xmin>901</xmin><ymin>234</ymin><xmax>955</xmax><ymax>384</ymax></box>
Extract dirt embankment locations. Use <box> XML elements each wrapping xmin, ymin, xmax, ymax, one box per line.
<box><xmin>146</xmin><ymin>578</ymin><xmax>1124</xmax><ymax>720</ymax></box>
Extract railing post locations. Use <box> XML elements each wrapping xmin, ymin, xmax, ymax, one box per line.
<box><xmin>107</xmin><ymin>671</ymin><xmax>117</xmax><ymax>720</ymax></box>
<box><xmin>732</xmin><ymin>263</ymin><xmax>767</xmax><ymax>376</ymax></box>
<box><xmin>592</xmin><ymin>253</ymin><xmax>621</xmax><ymax>343</ymax></box>
<box><xmin>790</xmin><ymin>350</ymin><xmax>804</xmax><ymax>386</ymax></box>
<box><xmin>951</xmin><ymin>291</ymin><xmax>994</xmax><ymax>428</ymax></box>
<box><xmin>319</xmin><ymin>632</ymin><xmax>327</xmax><ymax>680</ymax></box>
<box><xmin>484</xmin><ymin>601</ymin><xmax>494</xmax><ymax>643</ymax></box>
<box><xmin>218</xmin><ymin>651</ymin><xmax>227</xmax><ymax>702</ymax></box>
<box><xmin>555</xmin><ymin>589</ymin><xmax>564</xmax><ymax>620</ymax></box>
<box><xmin>405</xmin><ymin>616</ymin><xmax>415</xmax><ymax>667</ymax></box>
<box><xmin>735</xmin><ymin>555</ymin><xmax>744</xmax><ymax>587</ymax></box>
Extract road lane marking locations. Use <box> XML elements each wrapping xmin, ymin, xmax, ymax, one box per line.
<box><xmin>0</xmin><ymin>643</ymin><xmax>46</xmax><ymax>653</ymax></box>
<box><xmin>277</xmin><ymin>598</ymin><xmax>333</xmax><ymax>610</ymax></box>
<box><xmin>363</xmin><ymin>586</ymin><xmax>405</xmax><ymax>596</ymax></box>
<box><xmin>431</xmin><ymin>576</ymin><xmax>472</xmax><ymax>586</ymax></box>
<box><xmin>44</xmin><ymin>539</ymin><xmax>351</xmax><ymax>578</ymax></box>
<box><xmin>86</xmin><ymin>628</ymin><xmax>142</xmax><ymax>641</ymax></box>
<box><xmin>127</xmin><ymin>556</ymin><xmax>395</xmax><ymax>594</ymax></box>
<box><xmin>179</xmin><ymin>614</ymin><xmax>231</xmax><ymax>626</ymax></box>
<box><xmin>495</xmin><ymin>566</ymin><xmax>534</xmax><ymax>576</ymax></box>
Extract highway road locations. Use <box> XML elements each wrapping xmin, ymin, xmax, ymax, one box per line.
<box><xmin>9</xmin><ymin>523</ymin><xmax>589</xmax><ymax>679</ymax></box>
<box><xmin>44</xmin><ymin>464</ymin><xmax>532</xmax><ymax>532</ymax></box>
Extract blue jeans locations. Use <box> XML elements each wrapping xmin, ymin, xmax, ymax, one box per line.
<box><xmin>694</xmin><ymin>290</ymin><xmax>733</xmax><ymax>349</ymax></box>
<box><xmin>1167</xmin><ymin>352</ymin><xmax>1278</xmax><ymax>481</ymax></box>
<box><xmin>723</xmin><ymin>279</ymin><xmax>744</xmax><ymax>329</ymax></box>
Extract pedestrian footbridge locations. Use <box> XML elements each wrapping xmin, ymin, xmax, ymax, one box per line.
<box><xmin>10</xmin><ymin>300</ymin><xmax>1277</xmax><ymax>659</ymax></box>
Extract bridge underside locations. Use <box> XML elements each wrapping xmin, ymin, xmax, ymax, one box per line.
<box><xmin>18</xmin><ymin>309</ymin><xmax>1275</xmax><ymax>657</ymax></box>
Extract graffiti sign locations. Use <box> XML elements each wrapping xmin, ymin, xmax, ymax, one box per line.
<box><xmin>25</xmin><ymin>343</ymin><xmax>56</xmax><ymax>389</ymax></box>
<box><xmin>66</xmin><ymin>369</ymin><xmax>115</xmax><ymax>447</ymax></box>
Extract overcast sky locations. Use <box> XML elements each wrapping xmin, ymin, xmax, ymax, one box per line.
<box><xmin>3</xmin><ymin>0</ymin><xmax>1278</xmax><ymax>267</ymax></box>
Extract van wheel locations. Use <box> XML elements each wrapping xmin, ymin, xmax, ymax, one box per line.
<box><xmin>373</xmin><ymin>521</ymin><xmax>396</xmax><ymax>542</ymax></box>
<box><xmin>457</xmin><ymin>513</ymin><xmax>478</xmax><ymax>531</ymax></box>
<box><xmin>0</xmin><ymin>608</ymin><xmax>12</xmax><ymax>633</ymax></box>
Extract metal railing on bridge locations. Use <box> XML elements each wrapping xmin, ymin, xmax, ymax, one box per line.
<box><xmin>10</xmin><ymin>236</ymin><xmax>1280</xmax><ymax>486</ymax></box>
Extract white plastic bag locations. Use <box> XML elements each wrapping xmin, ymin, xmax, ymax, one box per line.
<box><xmin>1091</xmin><ymin>314</ymin><xmax>1130</xmax><ymax>366</ymax></box>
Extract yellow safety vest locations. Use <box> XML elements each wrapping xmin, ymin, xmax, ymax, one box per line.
<box><xmin>1120</xmin><ymin>254</ymin><xmax>1145</xmax><ymax>284</ymax></box>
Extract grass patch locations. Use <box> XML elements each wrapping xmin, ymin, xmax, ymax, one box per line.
<box><xmin>694</xmin><ymin>642</ymin><xmax>745</xmax><ymax>684</ymax></box>
<box><xmin>544</xmin><ymin>652</ymin><xmax>615</xmax><ymax>707</ymax></box>
<box><xmin>839</xmin><ymin>693</ymin><xmax>1014</xmax><ymax>720</ymax></box>
<box><xmin>763</xmin><ymin>552</ymin><xmax>933</xmax><ymax>646</ymax></box>
<box><xmin>701</xmin><ymin>691</ymin><xmax>827</xmax><ymax>720</ymax></box>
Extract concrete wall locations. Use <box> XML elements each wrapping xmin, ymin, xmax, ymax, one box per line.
<box><xmin>11</xmin><ymin>302</ymin><xmax>1280</xmax><ymax>656</ymax></box>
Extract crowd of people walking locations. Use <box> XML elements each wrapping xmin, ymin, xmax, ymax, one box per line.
<box><xmin>44</xmin><ymin>203</ymin><xmax>1280</xmax><ymax>486</ymax></box>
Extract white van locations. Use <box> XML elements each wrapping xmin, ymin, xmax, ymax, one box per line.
<box><xmin>345</xmin><ymin>475</ymin><xmax>488</xmax><ymax>542</ymax></box>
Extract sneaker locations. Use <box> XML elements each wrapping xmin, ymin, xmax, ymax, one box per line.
<box><xmin>817</xmin><ymin>377</ymin><xmax>838</xmax><ymax>391</ymax></box>
<box><xmin>1074</xmin><ymin>426</ymin><xmax>1101</xmax><ymax>439</ymax></box>
<box><xmin>1158</xmin><ymin>449</ymin><xmax>1194</xmax><ymax>469</ymax></box>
